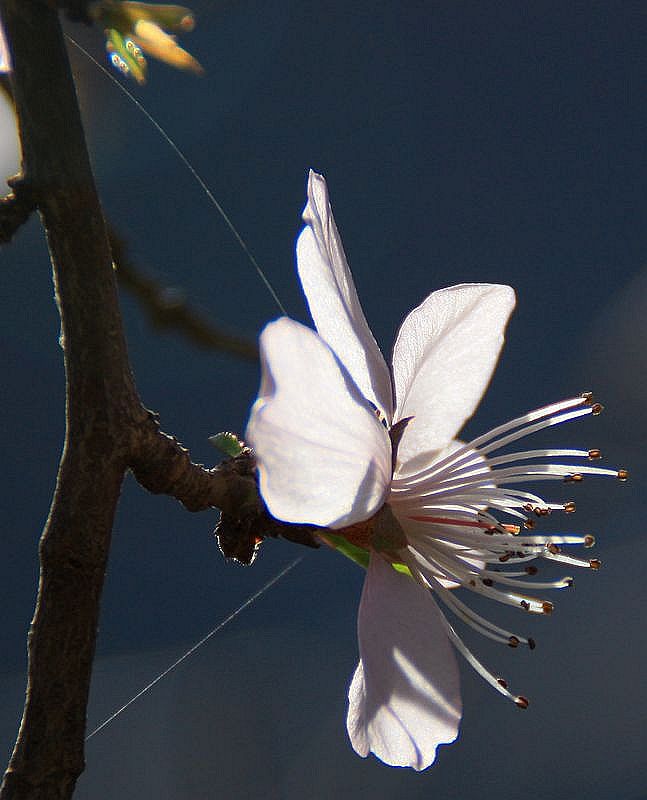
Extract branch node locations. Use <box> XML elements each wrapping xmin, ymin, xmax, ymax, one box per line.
<box><xmin>0</xmin><ymin>179</ymin><xmax>35</xmax><ymax>244</ymax></box>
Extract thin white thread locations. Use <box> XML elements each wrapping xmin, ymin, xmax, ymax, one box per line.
<box><xmin>85</xmin><ymin>555</ymin><xmax>304</xmax><ymax>741</ymax></box>
<box><xmin>65</xmin><ymin>36</ymin><xmax>287</xmax><ymax>315</ymax></box>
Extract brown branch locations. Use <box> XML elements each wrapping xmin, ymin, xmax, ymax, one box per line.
<box><xmin>109</xmin><ymin>228</ymin><xmax>259</xmax><ymax>362</ymax></box>
<box><xmin>0</xmin><ymin>5</ymin><xmax>301</xmax><ymax>799</ymax></box>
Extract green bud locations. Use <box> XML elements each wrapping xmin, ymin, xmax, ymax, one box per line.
<box><xmin>105</xmin><ymin>27</ymin><xmax>147</xmax><ymax>84</ymax></box>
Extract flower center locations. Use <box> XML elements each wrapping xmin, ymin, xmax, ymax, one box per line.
<box><xmin>338</xmin><ymin>503</ymin><xmax>409</xmax><ymax>553</ymax></box>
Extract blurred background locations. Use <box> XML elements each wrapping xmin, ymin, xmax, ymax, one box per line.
<box><xmin>1</xmin><ymin>1</ymin><xmax>646</xmax><ymax>797</ymax></box>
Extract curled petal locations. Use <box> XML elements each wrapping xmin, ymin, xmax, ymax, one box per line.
<box><xmin>246</xmin><ymin>318</ymin><xmax>392</xmax><ymax>529</ymax></box>
<box><xmin>392</xmin><ymin>284</ymin><xmax>516</xmax><ymax>468</ymax></box>
<box><xmin>347</xmin><ymin>553</ymin><xmax>461</xmax><ymax>770</ymax></box>
<box><xmin>296</xmin><ymin>170</ymin><xmax>394</xmax><ymax>420</ymax></box>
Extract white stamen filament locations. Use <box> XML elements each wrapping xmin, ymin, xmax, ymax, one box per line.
<box><xmin>388</xmin><ymin>394</ymin><xmax>623</xmax><ymax>704</ymax></box>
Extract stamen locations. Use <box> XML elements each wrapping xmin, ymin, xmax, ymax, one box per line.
<box><xmin>439</xmin><ymin>614</ymin><xmax>527</xmax><ymax>705</ymax></box>
<box><xmin>408</xmin><ymin>557</ymin><xmax>535</xmax><ymax>649</ymax></box>
<box><xmin>393</xmin><ymin>396</ymin><xmax>594</xmax><ymax>489</ymax></box>
<box><xmin>542</xmin><ymin>550</ymin><xmax>602</xmax><ymax>570</ymax></box>
<box><xmin>480</xmin><ymin>570</ymin><xmax>573</xmax><ymax>590</ymax></box>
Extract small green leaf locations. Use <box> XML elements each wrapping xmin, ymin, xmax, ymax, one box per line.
<box><xmin>208</xmin><ymin>432</ymin><xmax>244</xmax><ymax>457</ymax></box>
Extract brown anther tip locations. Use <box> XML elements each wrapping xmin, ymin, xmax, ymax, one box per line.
<box><xmin>499</xmin><ymin>552</ymin><xmax>512</xmax><ymax>562</ymax></box>
<box><xmin>469</xmin><ymin>579</ymin><xmax>476</xmax><ymax>587</ymax></box>
<box><xmin>591</xmin><ymin>403</ymin><xmax>604</xmax><ymax>416</ymax></box>
<box><xmin>508</xmin><ymin>636</ymin><xmax>520</xmax><ymax>648</ymax></box>
<box><xmin>617</xmin><ymin>469</ymin><xmax>629</xmax><ymax>482</ymax></box>
<box><xmin>547</xmin><ymin>543</ymin><xmax>560</xmax><ymax>555</ymax></box>
<box><xmin>584</xmin><ymin>534</ymin><xmax>595</xmax><ymax>548</ymax></box>
<box><xmin>527</xmin><ymin>637</ymin><xmax>536</xmax><ymax>650</ymax></box>
<box><xmin>581</xmin><ymin>391</ymin><xmax>594</xmax><ymax>403</ymax></box>
<box><xmin>589</xmin><ymin>558</ymin><xmax>602</xmax><ymax>571</ymax></box>
<box><xmin>564</xmin><ymin>577</ymin><xmax>574</xmax><ymax>587</ymax></box>
<box><xmin>564</xmin><ymin>473</ymin><xmax>583</xmax><ymax>483</ymax></box>
<box><xmin>520</xmin><ymin>600</ymin><xmax>530</xmax><ymax>611</ymax></box>
<box><xmin>588</xmin><ymin>449</ymin><xmax>602</xmax><ymax>460</ymax></box>
<box><xmin>497</xmin><ymin>677</ymin><xmax>508</xmax><ymax>689</ymax></box>
<box><xmin>523</xmin><ymin>518</ymin><xmax>536</xmax><ymax>530</ymax></box>
<box><xmin>564</xmin><ymin>501</ymin><xmax>577</xmax><ymax>514</ymax></box>
<box><xmin>525</xmin><ymin>565</ymin><xmax>538</xmax><ymax>575</ymax></box>
<box><xmin>542</xmin><ymin>601</ymin><xmax>554</xmax><ymax>615</ymax></box>
<box><xmin>515</xmin><ymin>696</ymin><xmax>530</xmax><ymax>709</ymax></box>
<box><xmin>482</xmin><ymin>578</ymin><xmax>493</xmax><ymax>587</ymax></box>
<box><xmin>523</xmin><ymin>503</ymin><xmax>533</xmax><ymax>512</ymax></box>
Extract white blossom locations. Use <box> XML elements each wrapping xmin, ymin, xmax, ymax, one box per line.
<box><xmin>246</xmin><ymin>170</ymin><xmax>625</xmax><ymax>770</ymax></box>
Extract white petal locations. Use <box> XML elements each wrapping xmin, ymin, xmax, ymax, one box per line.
<box><xmin>245</xmin><ymin>317</ymin><xmax>392</xmax><ymax>529</ymax></box>
<box><xmin>347</xmin><ymin>552</ymin><xmax>461</xmax><ymax>770</ymax></box>
<box><xmin>296</xmin><ymin>170</ymin><xmax>394</xmax><ymax>420</ymax></box>
<box><xmin>0</xmin><ymin>24</ymin><xmax>11</xmax><ymax>72</ymax></box>
<box><xmin>392</xmin><ymin>284</ymin><xmax>516</xmax><ymax>468</ymax></box>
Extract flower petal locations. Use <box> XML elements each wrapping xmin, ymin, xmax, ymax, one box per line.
<box><xmin>0</xmin><ymin>24</ymin><xmax>10</xmax><ymax>72</ymax></box>
<box><xmin>245</xmin><ymin>317</ymin><xmax>392</xmax><ymax>529</ymax></box>
<box><xmin>347</xmin><ymin>552</ymin><xmax>462</xmax><ymax>770</ymax></box>
<box><xmin>392</xmin><ymin>284</ymin><xmax>516</xmax><ymax>467</ymax></box>
<box><xmin>296</xmin><ymin>170</ymin><xmax>394</xmax><ymax>420</ymax></box>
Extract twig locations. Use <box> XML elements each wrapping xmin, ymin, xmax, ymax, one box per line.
<box><xmin>109</xmin><ymin>228</ymin><xmax>259</xmax><ymax>362</ymax></box>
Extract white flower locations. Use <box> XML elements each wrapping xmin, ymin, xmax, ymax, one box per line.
<box><xmin>246</xmin><ymin>170</ymin><xmax>625</xmax><ymax>771</ymax></box>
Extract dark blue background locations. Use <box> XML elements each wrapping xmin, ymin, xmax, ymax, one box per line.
<box><xmin>1</xmin><ymin>2</ymin><xmax>646</xmax><ymax>797</ymax></box>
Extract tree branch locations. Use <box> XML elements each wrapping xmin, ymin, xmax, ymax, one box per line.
<box><xmin>0</xmin><ymin>4</ymin><xmax>296</xmax><ymax>799</ymax></box>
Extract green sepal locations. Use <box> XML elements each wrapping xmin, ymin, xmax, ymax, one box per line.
<box><xmin>324</xmin><ymin>533</ymin><xmax>370</xmax><ymax>569</ymax></box>
<box><xmin>324</xmin><ymin>533</ymin><xmax>412</xmax><ymax>577</ymax></box>
<box><xmin>208</xmin><ymin>432</ymin><xmax>244</xmax><ymax>458</ymax></box>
